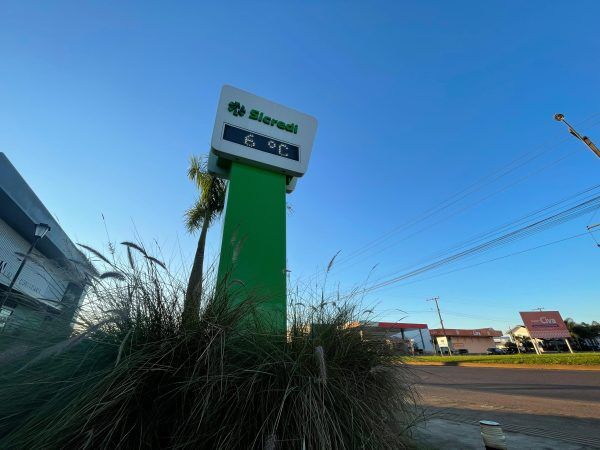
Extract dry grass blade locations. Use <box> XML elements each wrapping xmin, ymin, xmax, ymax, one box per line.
<box><xmin>115</xmin><ymin>330</ymin><xmax>132</xmax><ymax>367</ymax></box>
<box><xmin>77</xmin><ymin>243</ymin><xmax>115</xmax><ymax>266</ymax></box>
<box><xmin>99</xmin><ymin>271</ymin><xmax>125</xmax><ymax>280</ymax></box>
<box><xmin>126</xmin><ymin>246</ymin><xmax>135</xmax><ymax>270</ymax></box>
<box><xmin>145</xmin><ymin>255</ymin><xmax>167</xmax><ymax>270</ymax></box>
<box><xmin>314</xmin><ymin>345</ymin><xmax>327</xmax><ymax>385</ymax></box>
<box><xmin>326</xmin><ymin>250</ymin><xmax>341</xmax><ymax>273</ymax></box>
<box><xmin>120</xmin><ymin>241</ymin><xmax>148</xmax><ymax>257</ymax></box>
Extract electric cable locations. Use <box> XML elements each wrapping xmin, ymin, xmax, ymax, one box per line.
<box><xmin>366</xmin><ymin>184</ymin><xmax>600</xmax><ymax>286</ymax></box>
<box><xmin>367</xmin><ymin>230</ymin><xmax>593</xmax><ymax>297</ymax></box>
<box><xmin>354</xmin><ymin>198</ymin><xmax>600</xmax><ymax>295</ymax></box>
<box><xmin>300</xmin><ymin>115</ymin><xmax>600</xmax><ymax>283</ymax></box>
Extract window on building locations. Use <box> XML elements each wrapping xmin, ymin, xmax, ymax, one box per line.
<box><xmin>0</xmin><ymin>307</ymin><xmax>13</xmax><ymax>330</ymax></box>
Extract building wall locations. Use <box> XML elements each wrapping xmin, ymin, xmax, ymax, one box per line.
<box><xmin>450</xmin><ymin>336</ymin><xmax>495</xmax><ymax>354</ymax></box>
<box><xmin>0</xmin><ymin>218</ymin><xmax>69</xmax><ymax>302</ymax></box>
<box><xmin>511</xmin><ymin>325</ymin><xmax>545</xmax><ymax>352</ymax></box>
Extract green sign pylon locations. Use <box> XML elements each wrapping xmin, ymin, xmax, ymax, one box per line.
<box><xmin>216</xmin><ymin>161</ymin><xmax>287</xmax><ymax>334</ymax></box>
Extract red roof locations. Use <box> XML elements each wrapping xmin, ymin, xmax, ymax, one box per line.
<box><xmin>430</xmin><ymin>328</ymin><xmax>502</xmax><ymax>337</ymax></box>
<box><xmin>375</xmin><ymin>322</ymin><xmax>428</xmax><ymax>330</ymax></box>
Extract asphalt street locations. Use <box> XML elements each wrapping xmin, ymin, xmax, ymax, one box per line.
<box><xmin>413</xmin><ymin>365</ymin><xmax>600</xmax><ymax>448</ymax></box>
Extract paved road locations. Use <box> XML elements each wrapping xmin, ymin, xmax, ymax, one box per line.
<box><xmin>412</xmin><ymin>365</ymin><xmax>600</xmax><ymax>448</ymax></box>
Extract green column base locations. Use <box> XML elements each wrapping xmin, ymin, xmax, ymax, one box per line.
<box><xmin>216</xmin><ymin>162</ymin><xmax>287</xmax><ymax>334</ymax></box>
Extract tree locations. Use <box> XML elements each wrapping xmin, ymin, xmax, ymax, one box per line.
<box><xmin>564</xmin><ymin>318</ymin><xmax>600</xmax><ymax>350</ymax></box>
<box><xmin>504</xmin><ymin>341</ymin><xmax>518</xmax><ymax>354</ymax></box>
<box><xmin>182</xmin><ymin>156</ymin><xmax>227</xmax><ymax>328</ymax></box>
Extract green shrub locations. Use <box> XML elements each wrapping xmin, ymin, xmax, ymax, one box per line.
<box><xmin>0</xmin><ymin>244</ymin><xmax>418</xmax><ymax>449</ymax></box>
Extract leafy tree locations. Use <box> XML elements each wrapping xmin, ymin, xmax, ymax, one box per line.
<box><xmin>504</xmin><ymin>341</ymin><xmax>518</xmax><ymax>354</ymax></box>
<box><xmin>564</xmin><ymin>317</ymin><xmax>600</xmax><ymax>350</ymax></box>
<box><xmin>182</xmin><ymin>156</ymin><xmax>227</xmax><ymax>328</ymax></box>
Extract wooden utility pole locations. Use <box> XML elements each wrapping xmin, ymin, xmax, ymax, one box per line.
<box><xmin>427</xmin><ymin>297</ymin><xmax>452</xmax><ymax>356</ymax></box>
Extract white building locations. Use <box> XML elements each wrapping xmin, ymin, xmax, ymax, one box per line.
<box><xmin>0</xmin><ymin>153</ymin><xmax>92</xmax><ymax>335</ymax></box>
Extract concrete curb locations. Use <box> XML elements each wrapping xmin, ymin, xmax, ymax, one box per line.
<box><xmin>405</xmin><ymin>361</ymin><xmax>600</xmax><ymax>371</ymax></box>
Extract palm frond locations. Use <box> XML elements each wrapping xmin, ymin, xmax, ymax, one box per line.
<box><xmin>185</xmin><ymin>200</ymin><xmax>207</xmax><ymax>233</ymax></box>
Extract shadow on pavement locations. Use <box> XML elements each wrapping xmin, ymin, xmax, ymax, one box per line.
<box><xmin>421</xmin><ymin>405</ymin><xmax>600</xmax><ymax>448</ymax></box>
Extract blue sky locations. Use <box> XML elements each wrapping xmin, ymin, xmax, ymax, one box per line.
<box><xmin>1</xmin><ymin>1</ymin><xmax>599</xmax><ymax>331</ymax></box>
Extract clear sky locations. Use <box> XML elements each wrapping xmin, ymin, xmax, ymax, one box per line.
<box><xmin>1</xmin><ymin>1</ymin><xmax>599</xmax><ymax>332</ymax></box>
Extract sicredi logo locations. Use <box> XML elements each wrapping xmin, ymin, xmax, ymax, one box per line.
<box><xmin>228</xmin><ymin>100</ymin><xmax>298</xmax><ymax>134</ymax></box>
<box><xmin>212</xmin><ymin>85</ymin><xmax>317</xmax><ymax>178</ymax></box>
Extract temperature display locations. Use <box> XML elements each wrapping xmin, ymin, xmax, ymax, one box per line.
<box><xmin>222</xmin><ymin>124</ymin><xmax>300</xmax><ymax>161</ymax></box>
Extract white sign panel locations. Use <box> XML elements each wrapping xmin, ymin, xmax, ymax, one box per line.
<box><xmin>211</xmin><ymin>85</ymin><xmax>317</xmax><ymax>177</ymax></box>
<box><xmin>436</xmin><ymin>336</ymin><xmax>449</xmax><ymax>347</ymax></box>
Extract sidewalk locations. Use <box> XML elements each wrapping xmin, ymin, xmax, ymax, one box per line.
<box><xmin>413</xmin><ymin>417</ymin><xmax>595</xmax><ymax>449</ymax></box>
<box><xmin>407</xmin><ymin>361</ymin><xmax>600</xmax><ymax>371</ymax></box>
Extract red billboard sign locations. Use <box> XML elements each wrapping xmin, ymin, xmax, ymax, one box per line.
<box><xmin>519</xmin><ymin>311</ymin><xmax>571</xmax><ymax>339</ymax></box>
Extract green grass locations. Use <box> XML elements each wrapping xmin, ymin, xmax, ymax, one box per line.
<box><xmin>403</xmin><ymin>353</ymin><xmax>600</xmax><ymax>366</ymax></box>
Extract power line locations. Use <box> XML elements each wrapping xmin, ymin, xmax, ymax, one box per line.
<box><xmin>365</xmin><ymin>184</ymin><xmax>600</xmax><ymax>286</ymax></box>
<box><xmin>303</xmin><ymin>115</ymin><xmax>600</xmax><ymax>282</ymax></box>
<box><xmin>367</xmin><ymin>230</ymin><xmax>593</xmax><ymax>295</ymax></box>
<box><xmin>355</xmin><ymin>196</ymin><xmax>600</xmax><ymax>296</ymax></box>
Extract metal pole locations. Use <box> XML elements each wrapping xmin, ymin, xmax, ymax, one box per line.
<box><xmin>0</xmin><ymin>236</ymin><xmax>40</xmax><ymax>310</ymax></box>
<box><xmin>565</xmin><ymin>338</ymin><xmax>574</xmax><ymax>354</ymax></box>
<box><xmin>531</xmin><ymin>338</ymin><xmax>541</xmax><ymax>355</ymax></box>
<box><xmin>418</xmin><ymin>328</ymin><xmax>426</xmax><ymax>352</ymax></box>
<box><xmin>428</xmin><ymin>297</ymin><xmax>452</xmax><ymax>356</ymax></box>
<box><xmin>555</xmin><ymin>114</ymin><xmax>600</xmax><ymax>159</ymax></box>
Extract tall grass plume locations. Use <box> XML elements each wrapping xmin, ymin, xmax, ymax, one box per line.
<box><xmin>0</xmin><ymin>243</ymin><xmax>418</xmax><ymax>449</ymax></box>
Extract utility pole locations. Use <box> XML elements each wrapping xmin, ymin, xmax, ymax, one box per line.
<box><xmin>427</xmin><ymin>297</ymin><xmax>452</xmax><ymax>356</ymax></box>
<box><xmin>554</xmin><ymin>113</ymin><xmax>600</xmax><ymax>159</ymax></box>
<box><xmin>533</xmin><ymin>307</ymin><xmax>545</xmax><ymax>312</ymax></box>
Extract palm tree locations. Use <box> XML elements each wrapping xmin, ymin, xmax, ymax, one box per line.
<box><xmin>182</xmin><ymin>155</ymin><xmax>227</xmax><ymax>328</ymax></box>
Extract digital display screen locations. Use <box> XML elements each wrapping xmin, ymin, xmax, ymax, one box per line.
<box><xmin>222</xmin><ymin>124</ymin><xmax>300</xmax><ymax>161</ymax></box>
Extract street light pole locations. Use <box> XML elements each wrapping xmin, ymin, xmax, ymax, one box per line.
<box><xmin>0</xmin><ymin>223</ymin><xmax>51</xmax><ymax>311</ymax></box>
<box><xmin>554</xmin><ymin>113</ymin><xmax>600</xmax><ymax>159</ymax></box>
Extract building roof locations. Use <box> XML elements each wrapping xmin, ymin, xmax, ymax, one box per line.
<box><xmin>371</xmin><ymin>322</ymin><xmax>428</xmax><ymax>330</ymax></box>
<box><xmin>430</xmin><ymin>328</ymin><xmax>502</xmax><ymax>338</ymax></box>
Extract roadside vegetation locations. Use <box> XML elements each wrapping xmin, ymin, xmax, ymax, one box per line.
<box><xmin>0</xmin><ymin>243</ymin><xmax>420</xmax><ymax>448</ymax></box>
<box><xmin>0</xmin><ymin>157</ymin><xmax>423</xmax><ymax>448</ymax></box>
<box><xmin>405</xmin><ymin>353</ymin><xmax>600</xmax><ymax>366</ymax></box>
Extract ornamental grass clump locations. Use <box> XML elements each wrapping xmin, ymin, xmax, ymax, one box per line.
<box><xmin>0</xmin><ymin>243</ymin><xmax>418</xmax><ymax>449</ymax></box>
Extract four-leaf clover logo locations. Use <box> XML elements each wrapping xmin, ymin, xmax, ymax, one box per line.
<box><xmin>228</xmin><ymin>101</ymin><xmax>246</xmax><ymax>117</ymax></box>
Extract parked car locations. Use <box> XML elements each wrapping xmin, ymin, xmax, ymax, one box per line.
<box><xmin>456</xmin><ymin>349</ymin><xmax>469</xmax><ymax>355</ymax></box>
<box><xmin>486</xmin><ymin>347</ymin><xmax>506</xmax><ymax>355</ymax></box>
